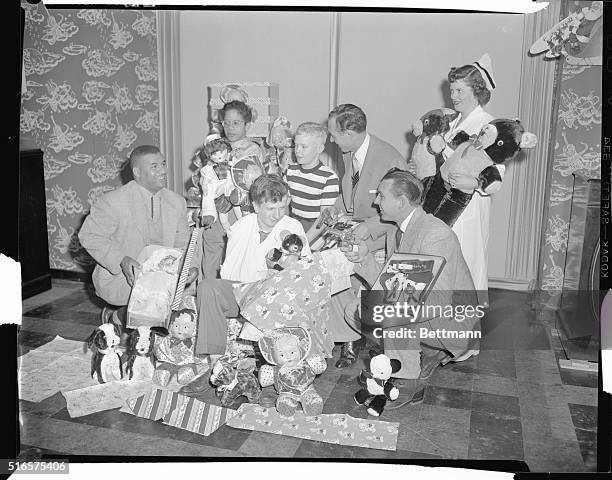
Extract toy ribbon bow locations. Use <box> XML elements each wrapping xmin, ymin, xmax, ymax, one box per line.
<box><xmin>169</xmin><ymin>337</ymin><xmax>193</xmax><ymax>349</ymax></box>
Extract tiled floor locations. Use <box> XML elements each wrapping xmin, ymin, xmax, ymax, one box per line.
<box><xmin>17</xmin><ymin>280</ymin><xmax>600</xmax><ymax>471</ymax></box>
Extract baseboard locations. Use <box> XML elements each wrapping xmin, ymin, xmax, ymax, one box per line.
<box><xmin>50</xmin><ymin>269</ymin><xmax>92</xmax><ymax>283</ymax></box>
<box><xmin>488</xmin><ymin>278</ymin><xmax>531</xmax><ymax>291</ymax></box>
<box><xmin>22</xmin><ymin>273</ymin><xmax>52</xmax><ymax>299</ymax></box>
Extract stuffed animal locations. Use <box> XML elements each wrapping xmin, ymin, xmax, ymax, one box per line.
<box><xmin>209</xmin><ymin>355</ymin><xmax>261</xmax><ymax>407</ymax></box>
<box><xmin>354</xmin><ymin>353</ymin><xmax>402</xmax><ymax>417</ymax></box>
<box><xmin>122</xmin><ymin>326</ymin><xmax>168</xmax><ymax>381</ymax></box>
<box><xmin>265</xmin><ymin>232</ymin><xmax>304</xmax><ymax>271</ymax></box>
<box><xmin>422</xmin><ymin>118</ymin><xmax>537</xmax><ymax>227</ymax></box>
<box><xmin>409</xmin><ymin>108</ymin><xmax>459</xmax><ymax>180</ymax></box>
<box><xmin>258</xmin><ymin>326</ymin><xmax>327</xmax><ymax>417</ymax></box>
<box><xmin>153</xmin><ymin>309</ymin><xmax>200</xmax><ymax>386</ymax></box>
<box><xmin>86</xmin><ymin>323</ymin><xmax>123</xmax><ymax>384</ymax></box>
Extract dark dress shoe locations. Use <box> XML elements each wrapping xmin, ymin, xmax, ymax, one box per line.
<box><xmin>335</xmin><ymin>337</ymin><xmax>366</xmax><ymax>368</ymax></box>
<box><xmin>418</xmin><ymin>350</ymin><xmax>450</xmax><ymax>379</ymax></box>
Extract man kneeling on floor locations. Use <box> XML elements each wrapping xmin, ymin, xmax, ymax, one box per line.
<box><xmin>340</xmin><ymin>168</ymin><xmax>481</xmax><ymax>385</ymax></box>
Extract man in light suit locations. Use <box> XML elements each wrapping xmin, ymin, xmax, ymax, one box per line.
<box><xmin>324</xmin><ymin>104</ymin><xmax>407</xmax><ymax>367</ymax></box>
<box><xmin>79</xmin><ymin>145</ymin><xmax>194</xmax><ymax>326</ymax></box>
<box><xmin>343</xmin><ymin>169</ymin><xmax>480</xmax><ymax>380</ymax></box>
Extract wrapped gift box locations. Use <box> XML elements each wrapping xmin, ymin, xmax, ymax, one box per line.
<box><xmin>127</xmin><ymin>246</ymin><xmax>183</xmax><ymax>329</ymax></box>
<box><xmin>208</xmin><ymin>82</ymin><xmax>279</xmax><ymax>138</ymax></box>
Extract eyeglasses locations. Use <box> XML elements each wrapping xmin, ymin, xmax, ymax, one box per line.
<box><xmin>222</xmin><ymin>120</ymin><xmax>246</xmax><ymax>128</ymax></box>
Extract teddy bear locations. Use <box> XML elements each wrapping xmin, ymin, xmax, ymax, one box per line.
<box><xmin>354</xmin><ymin>352</ymin><xmax>402</xmax><ymax>417</ymax></box>
<box><xmin>86</xmin><ymin>323</ymin><xmax>123</xmax><ymax>384</ymax></box>
<box><xmin>409</xmin><ymin>108</ymin><xmax>459</xmax><ymax>181</ymax></box>
<box><xmin>208</xmin><ymin>355</ymin><xmax>261</xmax><ymax>407</ymax></box>
<box><xmin>152</xmin><ymin>309</ymin><xmax>200</xmax><ymax>386</ymax></box>
<box><xmin>257</xmin><ymin>326</ymin><xmax>327</xmax><ymax>417</ymax></box>
<box><xmin>422</xmin><ymin>118</ymin><xmax>537</xmax><ymax>227</ymax></box>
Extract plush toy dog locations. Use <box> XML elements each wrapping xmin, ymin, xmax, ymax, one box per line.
<box><xmin>354</xmin><ymin>353</ymin><xmax>402</xmax><ymax>417</ymax></box>
<box><xmin>86</xmin><ymin>323</ymin><xmax>123</xmax><ymax>384</ymax></box>
<box><xmin>265</xmin><ymin>232</ymin><xmax>304</xmax><ymax>271</ymax></box>
<box><xmin>153</xmin><ymin>309</ymin><xmax>200</xmax><ymax>386</ymax></box>
<box><xmin>122</xmin><ymin>326</ymin><xmax>168</xmax><ymax>381</ymax></box>
<box><xmin>258</xmin><ymin>326</ymin><xmax>327</xmax><ymax>417</ymax></box>
<box><xmin>409</xmin><ymin>108</ymin><xmax>459</xmax><ymax>180</ymax></box>
<box><xmin>422</xmin><ymin>118</ymin><xmax>537</xmax><ymax>227</ymax></box>
<box><xmin>209</xmin><ymin>355</ymin><xmax>261</xmax><ymax>407</ymax></box>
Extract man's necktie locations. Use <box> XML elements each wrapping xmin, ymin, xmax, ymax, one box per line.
<box><xmin>351</xmin><ymin>153</ymin><xmax>360</xmax><ymax>189</ymax></box>
<box><xmin>395</xmin><ymin>227</ymin><xmax>403</xmax><ymax>253</ymax></box>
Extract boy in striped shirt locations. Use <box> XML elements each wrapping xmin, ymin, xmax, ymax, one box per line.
<box><xmin>287</xmin><ymin>122</ymin><xmax>340</xmax><ymax>234</ymax></box>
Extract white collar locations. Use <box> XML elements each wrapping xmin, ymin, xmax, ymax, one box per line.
<box><xmin>399</xmin><ymin>208</ymin><xmax>416</xmax><ymax>233</ymax></box>
<box><xmin>352</xmin><ymin>133</ymin><xmax>370</xmax><ymax>171</ymax></box>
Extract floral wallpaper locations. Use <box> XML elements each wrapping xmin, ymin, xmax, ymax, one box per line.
<box><xmin>20</xmin><ymin>2</ymin><xmax>159</xmax><ymax>272</ymax></box>
<box><xmin>538</xmin><ymin>1</ymin><xmax>602</xmax><ymax>308</ymax></box>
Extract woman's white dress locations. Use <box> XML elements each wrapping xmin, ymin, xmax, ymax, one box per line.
<box><xmin>443</xmin><ymin>106</ymin><xmax>504</xmax><ymax>308</ymax></box>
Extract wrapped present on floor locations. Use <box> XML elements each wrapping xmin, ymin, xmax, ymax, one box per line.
<box><xmin>127</xmin><ymin>245</ymin><xmax>183</xmax><ymax>329</ymax></box>
<box><xmin>208</xmin><ymin>82</ymin><xmax>279</xmax><ymax>138</ymax></box>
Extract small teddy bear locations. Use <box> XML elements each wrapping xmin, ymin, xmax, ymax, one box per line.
<box><xmin>409</xmin><ymin>108</ymin><xmax>459</xmax><ymax>180</ymax></box>
<box><xmin>209</xmin><ymin>355</ymin><xmax>261</xmax><ymax>407</ymax></box>
<box><xmin>354</xmin><ymin>353</ymin><xmax>402</xmax><ymax>417</ymax></box>
<box><xmin>258</xmin><ymin>326</ymin><xmax>327</xmax><ymax>417</ymax></box>
<box><xmin>86</xmin><ymin>323</ymin><xmax>123</xmax><ymax>384</ymax></box>
<box><xmin>422</xmin><ymin>118</ymin><xmax>537</xmax><ymax>227</ymax></box>
<box><xmin>152</xmin><ymin>309</ymin><xmax>200</xmax><ymax>386</ymax></box>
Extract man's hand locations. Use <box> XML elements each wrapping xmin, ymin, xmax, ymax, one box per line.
<box><xmin>185</xmin><ymin>267</ymin><xmax>199</xmax><ymax>288</ymax></box>
<box><xmin>120</xmin><ymin>256</ymin><xmax>141</xmax><ymax>287</ymax></box>
<box><xmin>200</xmin><ymin>215</ymin><xmax>215</xmax><ymax>228</ymax></box>
<box><xmin>340</xmin><ymin>239</ymin><xmax>369</xmax><ymax>264</ymax></box>
<box><xmin>447</xmin><ymin>172</ymin><xmax>478</xmax><ymax>191</ymax></box>
<box><xmin>351</xmin><ymin>222</ymin><xmax>372</xmax><ymax>243</ymax></box>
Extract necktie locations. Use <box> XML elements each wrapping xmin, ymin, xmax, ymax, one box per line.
<box><xmin>395</xmin><ymin>227</ymin><xmax>403</xmax><ymax>253</ymax></box>
<box><xmin>151</xmin><ymin>196</ymin><xmax>154</xmax><ymax>219</ymax></box>
<box><xmin>351</xmin><ymin>153</ymin><xmax>360</xmax><ymax>189</ymax></box>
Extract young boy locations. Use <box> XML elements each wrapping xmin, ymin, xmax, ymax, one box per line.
<box><xmin>286</xmin><ymin>122</ymin><xmax>340</xmax><ymax>234</ymax></box>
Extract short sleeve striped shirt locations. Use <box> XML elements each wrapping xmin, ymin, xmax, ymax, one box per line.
<box><xmin>286</xmin><ymin>162</ymin><xmax>340</xmax><ymax>229</ymax></box>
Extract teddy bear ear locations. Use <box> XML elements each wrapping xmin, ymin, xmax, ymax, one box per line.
<box><xmin>390</xmin><ymin>359</ymin><xmax>402</xmax><ymax>373</ymax></box>
<box><xmin>520</xmin><ymin>132</ymin><xmax>538</xmax><ymax>149</ymax></box>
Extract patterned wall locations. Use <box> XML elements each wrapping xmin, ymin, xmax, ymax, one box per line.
<box><xmin>20</xmin><ymin>2</ymin><xmax>159</xmax><ymax>272</ymax></box>
<box><xmin>538</xmin><ymin>2</ymin><xmax>602</xmax><ymax>308</ymax></box>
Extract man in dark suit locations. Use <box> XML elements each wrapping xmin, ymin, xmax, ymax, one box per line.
<box><xmin>325</xmin><ymin>104</ymin><xmax>407</xmax><ymax>367</ymax></box>
<box><xmin>343</xmin><ymin>169</ymin><xmax>480</xmax><ymax>379</ymax></box>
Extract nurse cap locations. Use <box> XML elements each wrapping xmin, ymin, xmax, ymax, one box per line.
<box><xmin>472</xmin><ymin>53</ymin><xmax>495</xmax><ymax>91</ymax></box>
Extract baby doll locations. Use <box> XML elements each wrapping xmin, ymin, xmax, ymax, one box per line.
<box><xmin>197</xmin><ymin>134</ymin><xmax>235</xmax><ymax>232</ymax></box>
<box><xmin>265</xmin><ymin>116</ymin><xmax>294</xmax><ymax>176</ymax></box>
<box><xmin>153</xmin><ymin>309</ymin><xmax>200</xmax><ymax>386</ymax></box>
<box><xmin>258</xmin><ymin>326</ymin><xmax>327</xmax><ymax>417</ymax></box>
<box><xmin>265</xmin><ymin>231</ymin><xmax>304</xmax><ymax>271</ymax></box>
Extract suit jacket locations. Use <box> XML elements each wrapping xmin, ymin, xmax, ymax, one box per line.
<box><xmin>79</xmin><ymin>180</ymin><xmax>190</xmax><ymax>306</ymax></box>
<box><xmin>356</xmin><ymin>207</ymin><xmax>479</xmax><ymax>351</ymax></box>
<box><xmin>336</xmin><ymin>134</ymin><xmax>406</xmax><ymax>220</ymax></box>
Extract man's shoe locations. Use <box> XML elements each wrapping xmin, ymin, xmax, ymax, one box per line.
<box><xmin>441</xmin><ymin>349</ymin><xmax>480</xmax><ymax>366</ymax></box>
<box><xmin>419</xmin><ymin>351</ymin><xmax>450</xmax><ymax>380</ymax></box>
<box><xmin>335</xmin><ymin>337</ymin><xmax>366</xmax><ymax>368</ymax></box>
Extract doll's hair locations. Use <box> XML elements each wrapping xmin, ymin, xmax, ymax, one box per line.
<box><xmin>328</xmin><ymin>104</ymin><xmax>367</xmax><ymax>133</ymax></box>
<box><xmin>222</xmin><ymin>100</ymin><xmax>253</xmax><ymax>123</ymax></box>
<box><xmin>295</xmin><ymin>122</ymin><xmax>328</xmax><ymax>146</ymax></box>
<box><xmin>381</xmin><ymin>168</ymin><xmax>424</xmax><ymax>206</ymax></box>
<box><xmin>203</xmin><ymin>137</ymin><xmax>231</xmax><ymax>159</ymax></box>
<box><xmin>250</xmin><ymin>174</ymin><xmax>289</xmax><ymax>206</ymax></box>
<box><xmin>448</xmin><ymin>65</ymin><xmax>491</xmax><ymax>106</ymax></box>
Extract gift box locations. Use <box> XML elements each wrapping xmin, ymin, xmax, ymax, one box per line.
<box><xmin>208</xmin><ymin>82</ymin><xmax>279</xmax><ymax>138</ymax></box>
<box><xmin>127</xmin><ymin>246</ymin><xmax>183</xmax><ymax>329</ymax></box>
